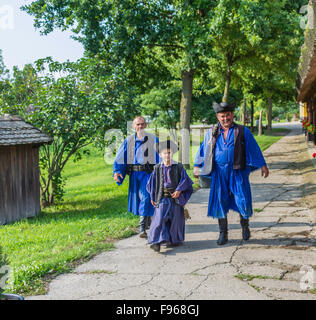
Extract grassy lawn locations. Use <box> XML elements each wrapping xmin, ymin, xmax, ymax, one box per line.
<box><xmin>0</xmin><ymin>150</ymin><xmax>138</xmax><ymax>295</ymax></box>
<box><xmin>254</xmin><ymin>128</ymin><xmax>289</xmax><ymax>152</ymax></box>
<box><xmin>0</xmin><ymin>127</ymin><xmax>288</xmax><ymax>296</ymax></box>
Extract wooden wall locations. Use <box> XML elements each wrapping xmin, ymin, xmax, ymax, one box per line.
<box><xmin>0</xmin><ymin>145</ymin><xmax>40</xmax><ymax>225</ymax></box>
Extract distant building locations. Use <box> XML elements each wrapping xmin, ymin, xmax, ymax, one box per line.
<box><xmin>297</xmin><ymin>0</ymin><xmax>316</xmax><ymax>144</ymax></box>
<box><xmin>0</xmin><ymin>114</ymin><xmax>52</xmax><ymax>225</ymax></box>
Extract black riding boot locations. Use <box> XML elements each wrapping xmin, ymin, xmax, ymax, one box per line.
<box><xmin>145</xmin><ymin>217</ymin><xmax>152</xmax><ymax>230</ymax></box>
<box><xmin>240</xmin><ymin>215</ymin><xmax>251</xmax><ymax>241</ymax></box>
<box><xmin>138</xmin><ymin>216</ymin><xmax>148</xmax><ymax>238</ymax></box>
<box><xmin>217</xmin><ymin>218</ymin><xmax>228</xmax><ymax>245</ymax></box>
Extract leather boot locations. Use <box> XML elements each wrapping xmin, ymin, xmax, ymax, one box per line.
<box><xmin>139</xmin><ymin>216</ymin><xmax>147</xmax><ymax>238</ymax></box>
<box><xmin>240</xmin><ymin>215</ymin><xmax>251</xmax><ymax>241</ymax></box>
<box><xmin>145</xmin><ymin>216</ymin><xmax>152</xmax><ymax>230</ymax></box>
<box><xmin>150</xmin><ymin>243</ymin><xmax>161</xmax><ymax>252</ymax></box>
<box><xmin>217</xmin><ymin>218</ymin><xmax>228</xmax><ymax>245</ymax></box>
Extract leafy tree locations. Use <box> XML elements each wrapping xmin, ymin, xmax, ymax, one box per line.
<box><xmin>0</xmin><ymin>64</ymin><xmax>41</xmax><ymax>114</ymax></box>
<box><xmin>207</xmin><ymin>0</ymin><xmax>304</xmax><ymax>105</ymax></box>
<box><xmin>2</xmin><ymin>57</ymin><xmax>139</xmax><ymax>206</ymax></box>
<box><xmin>22</xmin><ymin>0</ymin><xmax>218</xmax><ymax>167</ymax></box>
<box><xmin>0</xmin><ymin>50</ymin><xmax>9</xmax><ymax>113</ymax></box>
<box><xmin>138</xmin><ymin>81</ymin><xmax>181</xmax><ymax>131</ymax></box>
<box><xmin>0</xmin><ymin>50</ymin><xmax>7</xmax><ymax>77</ymax></box>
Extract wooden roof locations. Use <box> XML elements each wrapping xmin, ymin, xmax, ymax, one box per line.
<box><xmin>0</xmin><ymin>114</ymin><xmax>53</xmax><ymax>146</ymax></box>
<box><xmin>297</xmin><ymin>0</ymin><xmax>316</xmax><ymax>102</ymax></box>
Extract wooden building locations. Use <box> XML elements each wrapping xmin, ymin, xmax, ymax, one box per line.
<box><xmin>297</xmin><ymin>0</ymin><xmax>316</xmax><ymax>145</ymax></box>
<box><xmin>0</xmin><ymin>114</ymin><xmax>52</xmax><ymax>225</ymax></box>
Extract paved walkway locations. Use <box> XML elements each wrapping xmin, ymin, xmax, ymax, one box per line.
<box><xmin>27</xmin><ymin>122</ymin><xmax>316</xmax><ymax>300</ymax></box>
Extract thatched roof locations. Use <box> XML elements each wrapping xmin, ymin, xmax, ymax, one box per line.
<box><xmin>0</xmin><ymin>114</ymin><xmax>53</xmax><ymax>146</ymax></box>
<box><xmin>297</xmin><ymin>0</ymin><xmax>316</xmax><ymax>102</ymax></box>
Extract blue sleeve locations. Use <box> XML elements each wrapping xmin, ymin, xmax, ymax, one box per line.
<box><xmin>113</xmin><ymin>139</ymin><xmax>127</xmax><ymax>185</ymax></box>
<box><xmin>244</xmin><ymin>127</ymin><xmax>267</xmax><ymax>171</ymax></box>
<box><xmin>176</xmin><ymin>167</ymin><xmax>194</xmax><ymax>206</ymax></box>
<box><xmin>146</xmin><ymin>171</ymin><xmax>156</xmax><ymax>201</ymax></box>
<box><xmin>194</xmin><ymin>141</ymin><xmax>204</xmax><ymax>168</ymax></box>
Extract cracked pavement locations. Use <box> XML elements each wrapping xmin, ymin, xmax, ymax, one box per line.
<box><xmin>27</xmin><ymin>122</ymin><xmax>316</xmax><ymax>300</ymax></box>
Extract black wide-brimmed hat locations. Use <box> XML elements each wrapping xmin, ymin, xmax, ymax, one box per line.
<box><xmin>155</xmin><ymin>140</ymin><xmax>179</xmax><ymax>153</ymax></box>
<box><xmin>212</xmin><ymin>101</ymin><xmax>235</xmax><ymax>113</ymax></box>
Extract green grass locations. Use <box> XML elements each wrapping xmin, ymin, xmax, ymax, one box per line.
<box><xmin>235</xmin><ymin>273</ymin><xmax>272</xmax><ymax>282</ymax></box>
<box><xmin>0</xmin><ymin>128</ymin><xmax>287</xmax><ymax>295</ymax></box>
<box><xmin>0</xmin><ymin>147</ymin><xmax>138</xmax><ymax>295</ymax></box>
<box><xmin>254</xmin><ymin>128</ymin><xmax>289</xmax><ymax>152</ymax></box>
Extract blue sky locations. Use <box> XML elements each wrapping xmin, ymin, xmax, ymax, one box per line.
<box><xmin>0</xmin><ymin>0</ymin><xmax>84</xmax><ymax>71</ymax></box>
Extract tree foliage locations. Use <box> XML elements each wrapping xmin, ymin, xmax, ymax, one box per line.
<box><xmin>206</xmin><ymin>0</ymin><xmax>304</xmax><ymax>104</ymax></box>
<box><xmin>22</xmin><ymin>0</ymin><xmax>216</xmax><ymax>152</ymax></box>
<box><xmin>138</xmin><ymin>81</ymin><xmax>181</xmax><ymax>130</ymax></box>
<box><xmin>1</xmin><ymin>57</ymin><xmax>139</xmax><ymax>206</ymax></box>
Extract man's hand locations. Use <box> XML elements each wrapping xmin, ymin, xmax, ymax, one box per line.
<box><xmin>151</xmin><ymin>200</ymin><xmax>156</xmax><ymax>207</ymax></box>
<box><xmin>113</xmin><ymin>172</ymin><xmax>123</xmax><ymax>183</ymax></box>
<box><xmin>171</xmin><ymin>190</ymin><xmax>181</xmax><ymax>199</ymax></box>
<box><xmin>261</xmin><ymin>166</ymin><xmax>269</xmax><ymax>178</ymax></box>
<box><xmin>193</xmin><ymin>166</ymin><xmax>200</xmax><ymax>179</ymax></box>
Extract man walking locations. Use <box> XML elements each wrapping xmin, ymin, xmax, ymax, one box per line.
<box><xmin>113</xmin><ymin>116</ymin><xmax>160</xmax><ymax>238</ymax></box>
<box><xmin>193</xmin><ymin>102</ymin><xmax>269</xmax><ymax>245</ymax></box>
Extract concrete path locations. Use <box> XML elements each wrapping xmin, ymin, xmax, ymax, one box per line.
<box><xmin>27</xmin><ymin>122</ymin><xmax>316</xmax><ymax>300</ymax></box>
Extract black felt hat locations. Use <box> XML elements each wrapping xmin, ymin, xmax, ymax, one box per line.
<box><xmin>212</xmin><ymin>101</ymin><xmax>235</xmax><ymax>113</ymax></box>
<box><xmin>155</xmin><ymin>140</ymin><xmax>178</xmax><ymax>153</ymax></box>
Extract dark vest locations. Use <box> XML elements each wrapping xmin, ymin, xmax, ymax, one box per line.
<box><xmin>210</xmin><ymin>122</ymin><xmax>246</xmax><ymax>172</ymax></box>
<box><xmin>153</xmin><ymin>163</ymin><xmax>183</xmax><ymax>207</ymax></box>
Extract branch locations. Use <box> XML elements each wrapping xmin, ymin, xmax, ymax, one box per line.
<box><xmin>145</xmin><ymin>43</ymin><xmax>185</xmax><ymax>50</ymax></box>
<box><xmin>232</xmin><ymin>50</ymin><xmax>257</xmax><ymax>64</ymax></box>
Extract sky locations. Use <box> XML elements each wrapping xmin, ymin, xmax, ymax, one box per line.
<box><xmin>0</xmin><ymin>0</ymin><xmax>84</xmax><ymax>71</ymax></box>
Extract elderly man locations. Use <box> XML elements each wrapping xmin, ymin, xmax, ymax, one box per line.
<box><xmin>113</xmin><ymin>116</ymin><xmax>160</xmax><ymax>238</ymax></box>
<box><xmin>193</xmin><ymin>102</ymin><xmax>269</xmax><ymax>245</ymax></box>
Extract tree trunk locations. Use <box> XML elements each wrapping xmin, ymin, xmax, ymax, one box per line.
<box><xmin>250</xmin><ymin>100</ymin><xmax>254</xmax><ymax>132</ymax></box>
<box><xmin>267</xmin><ymin>97</ymin><xmax>272</xmax><ymax>130</ymax></box>
<box><xmin>222</xmin><ymin>69</ymin><xmax>231</xmax><ymax>103</ymax></box>
<box><xmin>222</xmin><ymin>54</ymin><xmax>233</xmax><ymax>103</ymax></box>
<box><xmin>258</xmin><ymin>110</ymin><xmax>263</xmax><ymax>136</ymax></box>
<box><xmin>179</xmin><ymin>69</ymin><xmax>194</xmax><ymax>169</ymax></box>
<box><xmin>241</xmin><ymin>98</ymin><xmax>247</xmax><ymax>126</ymax></box>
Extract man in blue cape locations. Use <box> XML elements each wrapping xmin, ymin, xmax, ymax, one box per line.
<box><xmin>193</xmin><ymin>102</ymin><xmax>269</xmax><ymax>245</ymax></box>
<box><xmin>113</xmin><ymin>116</ymin><xmax>160</xmax><ymax>238</ymax></box>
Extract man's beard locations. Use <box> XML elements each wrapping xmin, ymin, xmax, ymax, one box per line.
<box><xmin>221</xmin><ymin>120</ymin><xmax>232</xmax><ymax>128</ymax></box>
